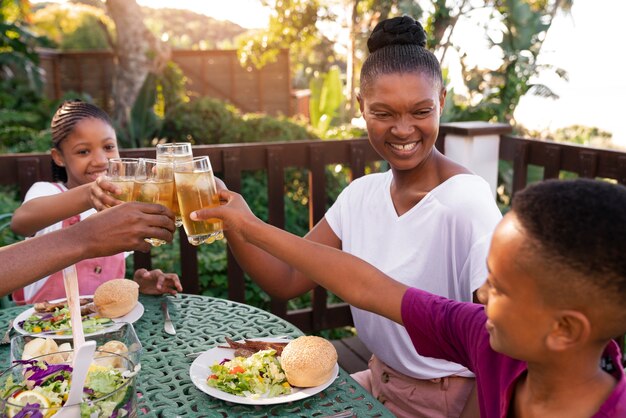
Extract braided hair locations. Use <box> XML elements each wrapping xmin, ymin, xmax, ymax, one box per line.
<box><xmin>50</xmin><ymin>100</ymin><xmax>114</xmax><ymax>182</ymax></box>
<box><xmin>361</xmin><ymin>16</ymin><xmax>443</xmax><ymax>95</ymax></box>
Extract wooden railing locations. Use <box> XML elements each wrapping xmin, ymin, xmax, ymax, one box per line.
<box><xmin>1</xmin><ymin>123</ymin><xmax>625</xmax><ymax>334</ymax></box>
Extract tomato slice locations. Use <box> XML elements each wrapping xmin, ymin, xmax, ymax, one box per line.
<box><xmin>229</xmin><ymin>366</ymin><xmax>245</xmax><ymax>374</ymax></box>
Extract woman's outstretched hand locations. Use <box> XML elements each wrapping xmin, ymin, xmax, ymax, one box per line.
<box><xmin>190</xmin><ymin>190</ymin><xmax>258</xmax><ymax>238</ymax></box>
<box><xmin>90</xmin><ymin>177</ymin><xmax>124</xmax><ymax>211</ymax></box>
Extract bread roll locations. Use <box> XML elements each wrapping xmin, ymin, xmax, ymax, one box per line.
<box><xmin>22</xmin><ymin>337</ymin><xmax>65</xmax><ymax>364</ymax></box>
<box><xmin>280</xmin><ymin>336</ymin><xmax>337</xmax><ymax>387</ymax></box>
<box><xmin>93</xmin><ymin>279</ymin><xmax>138</xmax><ymax>318</ymax></box>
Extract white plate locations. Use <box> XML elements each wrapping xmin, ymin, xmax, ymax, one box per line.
<box><xmin>189</xmin><ymin>338</ymin><xmax>338</xmax><ymax>405</ymax></box>
<box><xmin>13</xmin><ymin>296</ymin><xmax>144</xmax><ymax>338</ymax></box>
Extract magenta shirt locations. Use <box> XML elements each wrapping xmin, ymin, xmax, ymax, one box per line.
<box><xmin>401</xmin><ymin>288</ymin><xmax>626</xmax><ymax>418</ymax></box>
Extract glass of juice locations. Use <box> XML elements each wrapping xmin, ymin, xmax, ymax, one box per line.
<box><xmin>106</xmin><ymin>158</ymin><xmax>138</xmax><ymax>202</ymax></box>
<box><xmin>174</xmin><ymin>156</ymin><xmax>224</xmax><ymax>245</ymax></box>
<box><xmin>156</xmin><ymin>142</ymin><xmax>193</xmax><ymax>228</ymax></box>
<box><xmin>133</xmin><ymin>158</ymin><xmax>175</xmax><ymax>247</ymax></box>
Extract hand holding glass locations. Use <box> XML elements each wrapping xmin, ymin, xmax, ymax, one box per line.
<box><xmin>156</xmin><ymin>142</ymin><xmax>193</xmax><ymax>228</ymax></box>
<box><xmin>133</xmin><ymin>158</ymin><xmax>175</xmax><ymax>247</ymax></box>
<box><xmin>174</xmin><ymin>156</ymin><xmax>224</xmax><ymax>245</ymax></box>
<box><xmin>106</xmin><ymin>158</ymin><xmax>138</xmax><ymax>202</ymax></box>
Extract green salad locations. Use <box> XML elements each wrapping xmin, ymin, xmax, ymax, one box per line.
<box><xmin>1</xmin><ymin>359</ymin><xmax>135</xmax><ymax>418</ymax></box>
<box><xmin>20</xmin><ymin>307</ymin><xmax>112</xmax><ymax>335</ymax></box>
<box><xmin>207</xmin><ymin>349</ymin><xmax>292</xmax><ymax>398</ymax></box>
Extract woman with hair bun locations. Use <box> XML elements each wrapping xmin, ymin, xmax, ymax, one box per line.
<box><xmin>202</xmin><ymin>15</ymin><xmax>501</xmax><ymax>417</ymax></box>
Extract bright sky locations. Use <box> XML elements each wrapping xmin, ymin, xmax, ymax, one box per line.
<box><xmin>31</xmin><ymin>0</ymin><xmax>626</xmax><ymax>146</ymax></box>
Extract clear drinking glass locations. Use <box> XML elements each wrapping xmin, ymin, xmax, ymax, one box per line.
<box><xmin>156</xmin><ymin>142</ymin><xmax>193</xmax><ymax>228</ymax></box>
<box><xmin>174</xmin><ymin>156</ymin><xmax>224</xmax><ymax>245</ymax></box>
<box><xmin>107</xmin><ymin>158</ymin><xmax>138</xmax><ymax>202</ymax></box>
<box><xmin>132</xmin><ymin>158</ymin><xmax>175</xmax><ymax>246</ymax></box>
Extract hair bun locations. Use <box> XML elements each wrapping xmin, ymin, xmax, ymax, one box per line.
<box><xmin>367</xmin><ymin>16</ymin><xmax>427</xmax><ymax>53</ymax></box>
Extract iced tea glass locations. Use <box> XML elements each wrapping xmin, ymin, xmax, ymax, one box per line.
<box><xmin>133</xmin><ymin>158</ymin><xmax>175</xmax><ymax>247</ymax></box>
<box><xmin>106</xmin><ymin>158</ymin><xmax>138</xmax><ymax>202</ymax></box>
<box><xmin>174</xmin><ymin>156</ymin><xmax>224</xmax><ymax>245</ymax></box>
<box><xmin>156</xmin><ymin>142</ymin><xmax>193</xmax><ymax>227</ymax></box>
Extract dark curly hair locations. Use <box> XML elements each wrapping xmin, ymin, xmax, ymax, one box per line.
<box><xmin>360</xmin><ymin>16</ymin><xmax>443</xmax><ymax>95</ymax></box>
<box><xmin>512</xmin><ymin>179</ymin><xmax>626</xmax><ymax>331</ymax></box>
<box><xmin>50</xmin><ymin>100</ymin><xmax>114</xmax><ymax>183</ymax></box>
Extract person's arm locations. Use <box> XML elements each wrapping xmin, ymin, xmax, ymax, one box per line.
<box><xmin>0</xmin><ymin>202</ymin><xmax>175</xmax><ymax>297</ymax></box>
<box><xmin>11</xmin><ymin>183</ymin><xmax>94</xmax><ymax>236</ymax></box>
<box><xmin>208</xmin><ymin>178</ymin><xmax>340</xmax><ymax>300</ymax></box>
<box><xmin>192</xmin><ymin>190</ymin><xmax>408</xmax><ymax>323</ymax></box>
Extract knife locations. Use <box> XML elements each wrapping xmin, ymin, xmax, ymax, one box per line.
<box><xmin>161</xmin><ymin>299</ymin><xmax>176</xmax><ymax>336</ymax></box>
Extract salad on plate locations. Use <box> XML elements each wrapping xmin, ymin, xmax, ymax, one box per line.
<box><xmin>207</xmin><ymin>349</ymin><xmax>292</xmax><ymax>399</ymax></box>
<box><xmin>19</xmin><ymin>306</ymin><xmax>112</xmax><ymax>335</ymax></box>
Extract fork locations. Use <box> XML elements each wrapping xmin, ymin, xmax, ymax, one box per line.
<box><xmin>1</xmin><ymin>319</ymin><xmax>14</xmax><ymax>345</ymax></box>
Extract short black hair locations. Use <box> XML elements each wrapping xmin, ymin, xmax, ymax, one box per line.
<box><xmin>50</xmin><ymin>100</ymin><xmax>114</xmax><ymax>182</ymax></box>
<box><xmin>360</xmin><ymin>16</ymin><xmax>443</xmax><ymax>95</ymax></box>
<box><xmin>512</xmin><ymin>179</ymin><xmax>626</xmax><ymax>315</ymax></box>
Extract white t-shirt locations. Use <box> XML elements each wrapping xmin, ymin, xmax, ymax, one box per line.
<box><xmin>22</xmin><ymin>182</ymin><xmax>97</xmax><ymax>301</ymax></box>
<box><xmin>325</xmin><ymin>171</ymin><xmax>502</xmax><ymax>379</ymax></box>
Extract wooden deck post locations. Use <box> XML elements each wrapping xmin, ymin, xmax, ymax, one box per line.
<box><xmin>440</xmin><ymin>122</ymin><xmax>512</xmax><ymax>197</ymax></box>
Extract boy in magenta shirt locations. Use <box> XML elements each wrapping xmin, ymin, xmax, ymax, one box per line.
<box><xmin>193</xmin><ymin>178</ymin><xmax>626</xmax><ymax>417</ymax></box>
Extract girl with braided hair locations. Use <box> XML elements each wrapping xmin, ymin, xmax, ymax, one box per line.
<box><xmin>10</xmin><ymin>100</ymin><xmax>182</xmax><ymax>304</ymax></box>
<box><xmin>189</xmin><ymin>16</ymin><xmax>501</xmax><ymax>417</ymax></box>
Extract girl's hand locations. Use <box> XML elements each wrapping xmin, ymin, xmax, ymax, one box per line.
<box><xmin>133</xmin><ymin>268</ymin><xmax>182</xmax><ymax>295</ymax></box>
<box><xmin>90</xmin><ymin>177</ymin><xmax>123</xmax><ymax>211</ymax></box>
<box><xmin>190</xmin><ymin>190</ymin><xmax>259</xmax><ymax>238</ymax></box>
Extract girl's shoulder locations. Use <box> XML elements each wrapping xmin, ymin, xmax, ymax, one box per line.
<box><xmin>24</xmin><ymin>182</ymin><xmax>67</xmax><ymax>201</ymax></box>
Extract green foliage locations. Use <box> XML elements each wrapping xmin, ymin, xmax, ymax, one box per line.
<box><xmin>309</xmin><ymin>66</ymin><xmax>344</xmax><ymax>135</ymax></box>
<box><xmin>161</xmin><ymin>97</ymin><xmax>316</xmax><ymax>144</ymax></box>
<box><xmin>161</xmin><ymin>97</ymin><xmax>242</xmax><ymax>144</ymax></box>
<box><xmin>116</xmin><ymin>73</ymin><xmax>162</xmax><ymax>148</ymax></box>
<box><xmin>239</xmin><ymin>113</ymin><xmax>316</xmax><ymax>143</ymax></box>
<box><xmin>237</xmin><ymin>0</ymin><xmax>341</xmax><ymax>89</ymax></box>
<box><xmin>154</xmin><ymin>61</ymin><xmax>189</xmax><ymax>117</ymax></box>
<box><xmin>30</xmin><ymin>2</ymin><xmax>112</xmax><ymax>51</ymax></box>
<box><xmin>444</xmin><ymin>0</ymin><xmax>570</xmax><ymax>124</ymax></box>
<box><xmin>322</xmin><ymin>124</ymin><xmax>366</xmax><ymax>140</ymax></box>
<box><xmin>0</xmin><ymin>185</ymin><xmax>20</xmax><ymax>248</ymax></box>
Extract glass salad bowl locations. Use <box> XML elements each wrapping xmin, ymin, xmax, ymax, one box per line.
<box><xmin>0</xmin><ymin>349</ymin><xmax>138</xmax><ymax>418</ymax></box>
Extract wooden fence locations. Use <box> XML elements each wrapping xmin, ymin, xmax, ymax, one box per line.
<box><xmin>38</xmin><ymin>49</ymin><xmax>297</xmax><ymax>117</ymax></box>
<box><xmin>1</xmin><ymin>123</ymin><xmax>626</xmax><ymax>334</ymax></box>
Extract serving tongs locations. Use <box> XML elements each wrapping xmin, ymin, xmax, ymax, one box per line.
<box><xmin>51</xmin><ymin>265</ymin><xmax>97</xmax><ymax>418</ymax></box>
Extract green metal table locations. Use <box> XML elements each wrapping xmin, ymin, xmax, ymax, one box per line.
<box><xmin>0</xmin><ymin>294</ymin><xmax>393</xmax><ymax>417</ymax></box>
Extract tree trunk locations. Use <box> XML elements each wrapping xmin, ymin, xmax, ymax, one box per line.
<box><xmin>105</xmin><ymin>0</ymin><xmax>169</xmax><ymax>134</ymax></box>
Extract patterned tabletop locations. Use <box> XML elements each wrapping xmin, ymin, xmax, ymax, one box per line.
<box><xmin>0</xmin><ymin>294</ymin><xmax>393</xmax><ymax>417</ymax></box>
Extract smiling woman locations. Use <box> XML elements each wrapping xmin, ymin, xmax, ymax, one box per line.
<box><xmin>191</xmin><ymin>15</ymin><xmax>503</xmax><ymax>418</ymax></box>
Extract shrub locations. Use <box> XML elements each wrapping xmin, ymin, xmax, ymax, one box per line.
<box><xmin>0</xmin><ymin>185</ymin><xmax>21</xmax><ymax>248</ymax></box>
<box><xmin>161</xmin><ymin>97</ymin><xmax>243</xmax><ymax>144</ymax></box>
<box><xmin>239</xmin><ymin>113</ymin><xmax>316</xmax><ymax>142</ymax></box>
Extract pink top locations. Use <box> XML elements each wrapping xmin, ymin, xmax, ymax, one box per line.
<box><xmin>401</xmin><ymin>287</ymin><xmax>626</xmax><ymax>418</ymax></box>
<box><xmin>12</xmin><ymin>183</ymin><xmax>125</xmax><ymax>304</ymax></box>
